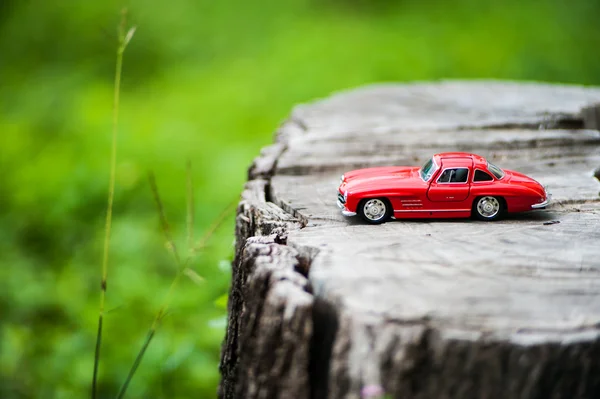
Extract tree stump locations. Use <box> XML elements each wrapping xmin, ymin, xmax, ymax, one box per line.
<box><xmin>219</xmin><ymin>81</ymin><xmax>600</xmax><ymax>399</ymax></box>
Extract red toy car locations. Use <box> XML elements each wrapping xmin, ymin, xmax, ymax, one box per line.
<box><xmin>337</xmin><ymin>152</ymin><xmax>550</xmax><ymax>224</ymax></box>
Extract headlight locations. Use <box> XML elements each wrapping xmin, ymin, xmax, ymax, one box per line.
<box><xmin>339</xmin><ymin>174</ymin><xmax>345</xmax><ymax>185</ymax></box>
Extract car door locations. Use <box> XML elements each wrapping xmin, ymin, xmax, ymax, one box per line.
<box><xmin>426</xmin><ymin>167</ymin><xmax>471</xmax><ymax>203</ymax></box>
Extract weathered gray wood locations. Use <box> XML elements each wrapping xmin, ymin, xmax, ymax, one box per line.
<box><xmin>220</xmin><ymin>81</ymin><xmax>600</xmax><ymax>399</ymax></box>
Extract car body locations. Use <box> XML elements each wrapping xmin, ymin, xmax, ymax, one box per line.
<box><xmin>337</xmin><ymin>152</ymin><xmax>550</xmax><ymax>223</ymax></box>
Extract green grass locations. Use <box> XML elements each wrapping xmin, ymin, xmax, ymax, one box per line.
<box><xmin>0</xmin><ymin>0</ymin><xmax>599</xmax><ymax>397</ymax></box>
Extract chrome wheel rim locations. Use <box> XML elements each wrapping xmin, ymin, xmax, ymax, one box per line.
<box><xmin>477</xmin><ymin>196</ymin><xmax>500</xmax><ymax>218</ymax></box>
<box><xmin>363</xmin><ymin>199</ymin><xmax>387</xmax><ymax>221</ymax></box>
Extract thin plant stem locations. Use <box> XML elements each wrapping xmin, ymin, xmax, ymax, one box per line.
<box><xmin>192</xmin><ymin>201</ymin><xmax>236</xmax><ymax>255</ymax></box>
<box><xmin>186</xmin><ymin>160</ymin><xmax>194</xmax><ymax>256</ymax></box>
<box><xmin>148</xmin><ymin>172</ymin><xmax>182</xmax><ymax>268</ymax></box>
<box><xmin>92</xmin><ymin>8</ymin><xmax>135</xmax><ymax>399</ymax></box>
<box><xmin>115</xmin><ymin>266</ymin><xmax>183</xmax><ymax>399</ymax></box>
<box><xmin>116</xmin><ymin>174</ymin><xmax>182</xmax><ymax>398</ymax></box>
<box><xmin>116</xmin><ymin>174</ymin><xmax>233</xmax><ymax>398</ymax></box>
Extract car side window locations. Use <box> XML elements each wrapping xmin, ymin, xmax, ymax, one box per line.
<box><xmin>473</xmin><ymin>169</ymin><xmax>494</xmax><ymax>182</ymax></box>
<box><xmin>437</xmin><ymin>168</ymin><xmax>468</xmax><ymax>183</ymax></box>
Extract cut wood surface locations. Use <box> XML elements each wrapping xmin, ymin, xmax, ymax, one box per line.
<box><xmin>219</xmin><ymin>81</ymin><xmax>600</xmax><ymax>399</ymax></box>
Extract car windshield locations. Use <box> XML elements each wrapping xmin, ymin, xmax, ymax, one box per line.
<box><xmin>420</xmin><ymin>158</ymin><xmax>437</xmax><ymax>181</ymax></box>
<box><xmin>487</xmin><ymin>162</ymin><xmax>505</xmax><ymax>179</ymax></box>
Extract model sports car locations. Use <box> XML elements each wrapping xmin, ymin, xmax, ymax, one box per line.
<box><xmin>337</xmin><ymin>152</ymin><xmax>550</xmax><ymax>224</ymax></box>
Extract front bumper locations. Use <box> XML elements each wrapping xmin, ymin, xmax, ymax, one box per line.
<box><xmin>531</xmin><ymin>192</ymin><xmax>551</xmax><ymax>209</ymax></box>
<box><xmin>337</xmin><ymin>200</ymin><xmax>357</xmax><ymax>217</ymax></box>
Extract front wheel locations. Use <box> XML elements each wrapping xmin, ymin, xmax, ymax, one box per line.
<box><xmin>473</xmin><ymin>196</ymin><xmax>504</xmax><ymax>221</ymax></box>
<box><xmin>358</xmin><ymin>198</ymin><xmax>392</xmax><ymax>224</ymax></box>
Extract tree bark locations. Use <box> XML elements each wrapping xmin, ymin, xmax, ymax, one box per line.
<box><xmin>219</xmin><ymin>81</ymin><xmax>600</xmax><ymax>399</ymax></box>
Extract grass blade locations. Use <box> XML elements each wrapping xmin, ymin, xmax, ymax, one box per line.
<box><xmin>92</xmin><ymin>314</ymin><xmax>104</xmax><ymax>399</ymax></box>
<box><xmin>183</xmin><ymin>267</ymin><xmax>205</xmax><ymax>285</ymax></box>
<box><xmin>115</xmin><ymin>330</ymin><xmax>156</xmax><ymax>399</ymax></box>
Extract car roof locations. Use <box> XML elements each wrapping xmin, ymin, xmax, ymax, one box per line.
<box><xmin>433</xmin><ymin>152</ymin><xmax>488</xmax><ymax>169</ymax></box>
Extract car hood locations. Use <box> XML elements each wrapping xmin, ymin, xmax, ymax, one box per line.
<box><xmin>341</xmin><ymin>166</ymin><xmax>421</xmax><ymax>193</ymax></box>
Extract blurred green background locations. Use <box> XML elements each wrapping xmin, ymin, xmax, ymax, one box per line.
<box><xmin>0</xmin><ymin>0</ymin><xmax>599</xmax><ymax>398</ymax></box>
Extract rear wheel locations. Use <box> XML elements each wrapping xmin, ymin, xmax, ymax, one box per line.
<box><xmin>358</xmin><ymin>198</ymin><xmax>392</xmax><ymax>224</ymax></box>
<box><xmin>473</xmin><ymin>196</ymin><xmax>504</xmax><ymax>221</ymax></box>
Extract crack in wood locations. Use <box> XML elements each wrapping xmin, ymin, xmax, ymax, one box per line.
<box><xmin>455</xmin><ymin>115</ymin><xmax>585</xmax><ymax>131</ymax></box>
<box><xmin>516</xmin><ymin>323</ymin><xmax>600</xmax><ymax>335</ymax></box>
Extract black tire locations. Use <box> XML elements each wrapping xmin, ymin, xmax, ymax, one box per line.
<box><xmin>473</xmin><ymin>196</ymin><xmax>505</xmax><ymax>221</ymax></box>
<box><xmin>358</xmin><ymin>198</ymin><xmax>392</xmax><ymax>224</ymax></box>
